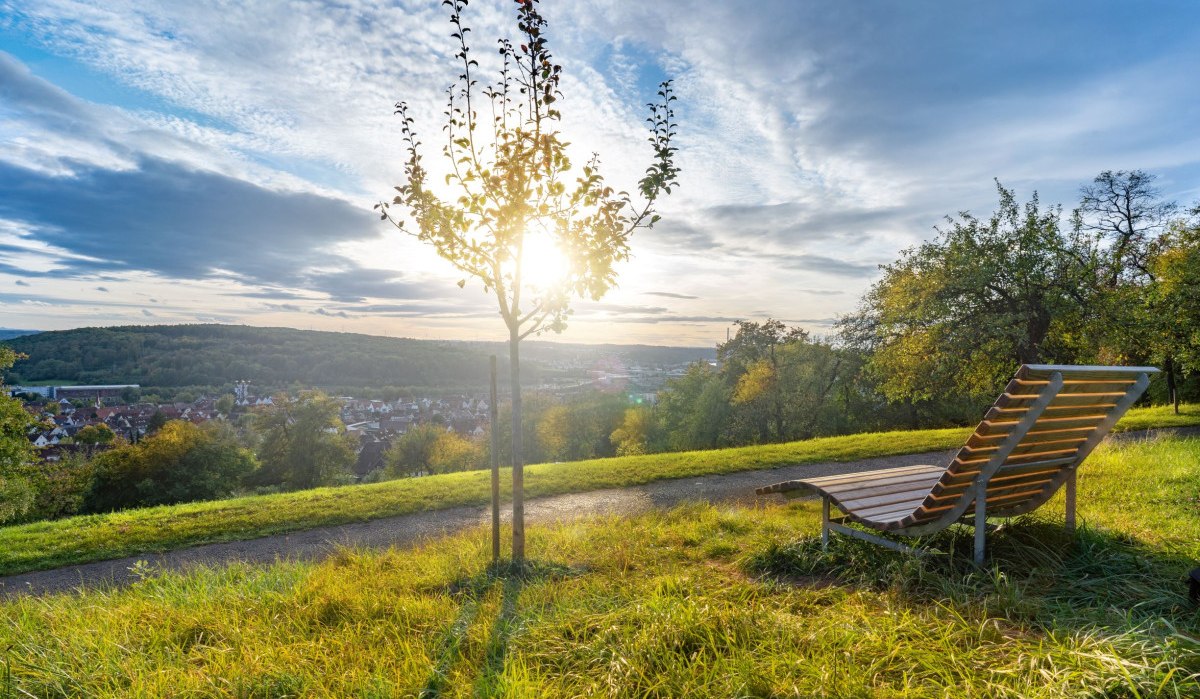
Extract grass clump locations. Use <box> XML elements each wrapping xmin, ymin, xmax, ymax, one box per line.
<box><xmin>0</xmin><ymin>403</ymin><xmax>1196</xmax><ymax>578</ymax></box>
<box><xmin>1</xmin><ymin>436</ymin><xmax>1198</xmax><ymax>697</ymax></box>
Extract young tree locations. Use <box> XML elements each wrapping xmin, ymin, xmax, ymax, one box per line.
<box><xmin>379</xmin><ymin>0</ymin><xmax>679</xmax><ymax>562</ymax></box>
<box><xmin>610</xmin><ymin>405</ymin><xmax>661</xmax><ymax>456</ymax></box>
<box><xmin>385</xmin><ymin>424</ymin><xmax>439</xmax><ymax>479</ymax></box>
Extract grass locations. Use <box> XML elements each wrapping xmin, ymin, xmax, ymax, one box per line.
<box><xmin>1</xmin><ymin>435</ymin><xmax>1197</xmax><ymax>697</ymax></box>
<box><xmin>1</xmin><ymin>403</ymin><xmax>1197</xmax><ymax>578</ymax></box>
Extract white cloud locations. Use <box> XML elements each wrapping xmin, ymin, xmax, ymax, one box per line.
<box><xmin>2</xmin><ymin>0</ymin><xmax>1199</xmax><ymax>344</ymax></box>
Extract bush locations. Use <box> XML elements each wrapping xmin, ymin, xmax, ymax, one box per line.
<box><xmin>87</xmin><ymin>420</ymin><xmax>256</xmax><ymax>512</ymax></box>
<box><xmin>385</xmin><ymin>424</ymin><xmax>483</xmax><ymax>478</ymax></box>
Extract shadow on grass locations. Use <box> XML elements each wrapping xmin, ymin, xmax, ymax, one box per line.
<box><xmin>747</xmin><ymin>516</ymin><xmax>1200</xmax><ymax>634</ymax></box>
<box><xmin>421</xmin><ymin>559</ymin><xmax>578</xmax><ymax>698</ymax></box>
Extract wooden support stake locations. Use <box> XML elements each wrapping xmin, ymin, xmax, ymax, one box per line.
<box><xmin>489</xmin><ymin>355</ymin><xmax>500</xmax><ymax>564</ymax></box>
<box><xmin>1064</xmin><ymin>467</ymin><xmax>1076</xmax><ymax>534</ymax></box>
<box><xmin>974</xmin><ymin>478</ymin><xmax>987</xmax><ymax>566</ymax></box>
<box><xmin>821</xmin><ymin>497</ymin><xmax>830</xmax><ymax>549</ymax></box>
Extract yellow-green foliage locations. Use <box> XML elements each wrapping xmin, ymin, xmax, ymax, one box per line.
<box><xmin>0</xmin><ymin>403</ymin><xmax>1196</xmax><ymax>577</ymax></box>
<box><xmin>1</xmin><ymin>437</ymin><xmax>1197</xmax><ymax>697</ymax></box>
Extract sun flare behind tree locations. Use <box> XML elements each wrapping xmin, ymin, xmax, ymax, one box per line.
<box><xmin>378</xmin><ymin>0</ymin><xmax>680</xmax><ymax>563</ymax></box>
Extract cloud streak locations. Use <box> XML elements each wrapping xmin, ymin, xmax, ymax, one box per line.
<box><xmin>1</xmin><ymin>1</ymin><xmax>1198</xmax><ymax>346</ymax></box>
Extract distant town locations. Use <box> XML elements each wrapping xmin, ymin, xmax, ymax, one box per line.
<box><xmin>7</xmin><ymin>356</ymin><xmax>697</xmax><ymax>479</ymax></box>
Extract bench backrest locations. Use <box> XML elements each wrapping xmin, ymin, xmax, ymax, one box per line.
<box><xmin>901</xmin><ymin>364</ymin><xmax>1157</xmax><ymax>531</ymax></box>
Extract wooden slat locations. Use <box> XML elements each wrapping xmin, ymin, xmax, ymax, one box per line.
<box><xmin>853</xmin><ymin>501</ymin><xmax>923</xmax><ymax>521</ymax></box>
<box><xmin>963</xmin><ymin>488</ymin><xmax>1048</xmax><ymax>511</ymax></box>
<box><xmin>755</xmin><ymin>465</ymin><xmax>942</xmax><ymax>496</ymax></box>
<box><xmin>961</xmin><ymin>436</ymin><xmax>1086</xmax><ymax>456</ymax></box>
<box><xmin>951</xmin><ymin>445</ymin><xmax>1082</xmax><ymax>469</ymax></box>
<box><xmin>995</xmin><ymin>394</ymin><xmax>1123</xmax><ymax>409</ymax></box>
<box><xmin>1056</xmin><ymin>383</ymin><xmax>1138</xmax><ymax>394</ymax></box>
<box><xmin>1000</xmin><ymin>447</ymin><xmax>1081</xmax><ymax>465</ymax></box>
<box><xmin>940</xmin><ymin>457</ymin><xmax>1076</xmax><ymax>486</ymax></box>
<box><xmin>1003</xmin><ymin>391</ymin><xmax>1127</xmax><ymax>401</ymax></box>
<box><xmin>970</xmin><ymin>425</ymin><xmax>1096</xmax><ymax>443</ymax></box>
<box><xmin>821</xmin><ymin>472</ymin><xmax>942</xmax><ymax>498</ymax></box>
<box><xmin>967</xmin><ymin>427</ymin><xmax>1093</xmax><ymax>448</ymax></box>
<box><xmin>798</xmin><ymin>464</ymin><xmax>941</xmax><ymax>489</ymax></box>
<box><xmin>989</xmin><ymin>403</ymin><xmax>1118</xmax><ymax>416</ymax></box>
<box><xmin>840</xmin><ymin>487</ymin><xmax>935</xmax><ymax>512</ymax></box>
<box><xmin>974</xmin><ymin>419</ymin><xmax>1021</xmax><ymax>437</ymax></box>
<box><xmin>987</xmin><ymin>469</ymin><xmax>1060</xmax><ymax>486</ymax></box>
<box><xmin>1026</xmin><ymin>415</ymin><xmax>1108</xmax><ymax>431</ymax></box>
<box><xmin>933</xmin><ymin>468</ymin><xmax>1059</xmax><ymax>498</ymax></box>
<box><xmin>973</xmin><ymin>413</ymin><xmax>1106</xmax><ymax>438</ymax></box>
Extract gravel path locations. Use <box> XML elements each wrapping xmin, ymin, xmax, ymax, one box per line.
<box><xmin>2</xmin><ymin>426</ymin><xmax>1193</xmax><ymax>598</ymax></box>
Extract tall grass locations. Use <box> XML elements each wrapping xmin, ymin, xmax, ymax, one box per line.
<box><xmin>1</xmin><ymin>436</ymin><xmax>1197</xmax><ymax>697</ymax></box>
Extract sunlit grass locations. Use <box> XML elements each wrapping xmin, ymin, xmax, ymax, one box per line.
<box><xmin>1</xmin><ymin>436</ymin><xmax>1197</xmax><ymax>697</ymax></box>
<box><xmin>0</xmin><ymin>403</ymin><xmax>1196</xmax><ymax>577</ymax></box>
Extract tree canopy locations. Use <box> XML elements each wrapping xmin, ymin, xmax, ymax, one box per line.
<box><xmin>87</xmin><ymin>420</ymin><xmax>256</xmax><ymax>512</ymax></box>
<box><xmin>252</xmin><ymin>391</ymin><xmax>356</xmax><ymax>490</ymax></box>
<box><xmin>844</xmin><ymin>182</ymin><xmax>1098</xmax><ymax>402</ymax></box>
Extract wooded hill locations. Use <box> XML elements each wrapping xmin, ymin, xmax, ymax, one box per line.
<box><xmin>0</xmin><ymin>324</ymin><xmax>713</xmax><ymax>393</ymax></box>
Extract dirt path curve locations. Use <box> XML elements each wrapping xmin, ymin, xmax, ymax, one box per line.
<box><xmin>2</xmin><ymin>426</ymin><xmax>1192</xmax><ymax>598</ymax></box>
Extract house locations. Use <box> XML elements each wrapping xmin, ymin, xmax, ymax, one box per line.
<box><xmin>353</xmin><ymin>438</ymin><xmax>390</xmax><ymax>479</ymax></box>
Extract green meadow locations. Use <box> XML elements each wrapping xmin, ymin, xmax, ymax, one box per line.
<box><xmin>1</xmin><ymin>435</ymin><xmax>1197</xmax><ymax>697</ymax></box>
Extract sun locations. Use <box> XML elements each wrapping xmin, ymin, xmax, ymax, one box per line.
<box><xmin>519</xmin><ymin>228</ymin><xmax>571</xmax><ymax>291</ymax></box>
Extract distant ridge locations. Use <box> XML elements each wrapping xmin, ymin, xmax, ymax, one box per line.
<box><xmin>0</xmin><ymin>328</ymin><xmax>40</xmax><ymax>341</ymax></box>
<box><xmin>1</xmin><ymin>324</ymin><xmax>714</xmax><ymax>392</ymax></box>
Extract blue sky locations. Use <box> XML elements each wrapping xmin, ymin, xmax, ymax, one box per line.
<box><xmin>1</xmin><ymin>0</ymin><xmax>1199</xmax><ymax>345</ymax></box>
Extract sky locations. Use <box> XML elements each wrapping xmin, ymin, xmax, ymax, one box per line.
<box><xmin>1</xmin><ymin>0</ymin><xmax>1199</xmax><ymax>346</ymax></box>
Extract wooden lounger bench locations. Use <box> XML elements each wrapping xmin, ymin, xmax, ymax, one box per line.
<box><xmin>756</xmin><ymin>364</ymin><xmax>1158</xmax><ymax>564</ymax></box>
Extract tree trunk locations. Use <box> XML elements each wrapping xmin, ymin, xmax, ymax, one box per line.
<box><xmin>1166</xmin><ymin>355</ymin><xmax>1179</xmax><ymax>415</ymax></box>
<box><xmin>770</xmin><ymin>344</ymin><xmax>784</xmax><ymax>440</ymax></box>
<box><xmin>509</xmin><ymin>326</ymin><xmax>525</xmax><ymax>563</ymax></box>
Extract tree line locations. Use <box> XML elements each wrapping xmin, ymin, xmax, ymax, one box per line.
<box><xmin>0</xmin><ymin>388</ymin><xmax>359</xmax><ymax>524</ymax></box>
<box><xmin>621</xmin><ymin>171</ymin><xmax>1197</xmax><ymax>453</ymax></box>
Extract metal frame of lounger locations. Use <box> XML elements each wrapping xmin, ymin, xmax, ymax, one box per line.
<box><xmin>757</xmin><ymin>364</ymin><xmax>1159</xmax><ymax>565</ymax></box>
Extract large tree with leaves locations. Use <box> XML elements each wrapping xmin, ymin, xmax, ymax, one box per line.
<box><xmin>1078</xmin><ymin>170</ymin><xmax>1183</xmax><ymax>407</ymax></box>
<box><xmin>844</xmin><ymin>181</ymin><xmax>1098</xmax><ymax>402</ymax></box>
<box><xmin>379</xmin><ymin>0</ymin><xmax>679</xmax><ymax>562</ymax></box>
<box><xmin>0</xmin><ymin>347</ymin><xmax>38</xmax><ymax>524</ymax></box>
<box><xmin>1141</xmin><ymin>217</ymin><xmax>1200</xmax><ymax>411</ymax></box>
<box><xmin>252</xmin><ymin>391</ymin><xmax>355</xmax><ymax>490</ymax></box>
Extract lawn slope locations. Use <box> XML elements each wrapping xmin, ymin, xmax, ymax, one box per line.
<box><xmin>1</xmin><ymin>404</ymin><xmax>1197</xmax><ymax>577</ymax></box>
<box><xmin>1</xmin><ymin>436</ymin><xmax>1196</xmax><ymax>697</ymax></box>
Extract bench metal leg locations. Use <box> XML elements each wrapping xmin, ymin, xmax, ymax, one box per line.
<box><xmin>974</xmin><ymin>479</ymin><xmax>987</xmax><ymax>566</ymax></box>
<box><xmin>821</xmin><ymin>496</ymin><xmax>830</xmax><ymax>549</ymax></box>
<box><xmin>827</xmin><ymin>522</ymin><xmax>923</xmax><ymax>555</ymax></box>
<box><xmin>1065</xmin><ymin>468</ymin><xmax>1077</xmax><ymax>534</ymax></box>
